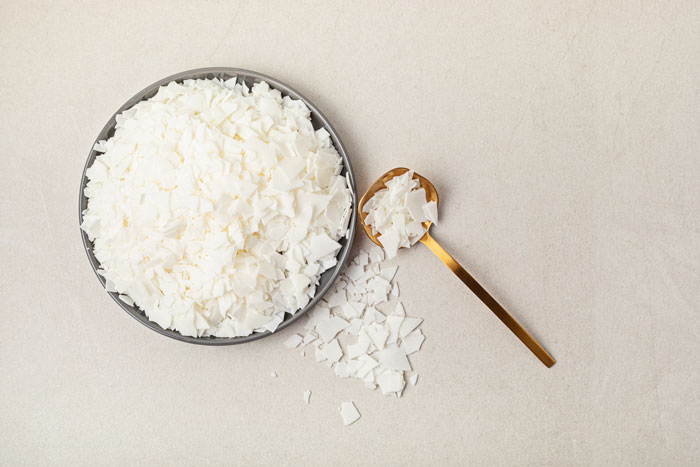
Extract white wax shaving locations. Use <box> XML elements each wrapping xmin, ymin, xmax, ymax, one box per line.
<box><xmin>283</xmin><ymin>334</ymin><xmax>303</xmax><ymax>349</ymax></box>
<box><xmin>82</xmin><ymin>78</ymin><xmax>352</xmax><ymax>337</ymax></box>
<box><xmin>362</xmin><ymin>170</ymin><xmax>438</xmax><ymax>258</ymax></box>
<box><xmin>339</xmin><ymin>401</ymin><xmax>361</xmax><ymax>426</ymax></box>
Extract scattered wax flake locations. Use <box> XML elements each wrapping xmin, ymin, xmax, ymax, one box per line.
<box><xmin>285</xmin><ymin>241</ymin><xmax>426</xmax><ymax>399</ymax></box>
<box><xmin>303</xmin><ymin>390</ymin><xmax>311</xmax><ymax>404</ymax></box>
<box><xmin>390</xmin><ymin>281</ymin><xmax>399</xmax><ymax>297</ymax></box>
<box><xmin>283</xmin><ymin>334</ymin><xmax>303</xmax><ymax>349</ymax></box>
<box><xmin>357</xmin><ymin>251</ymin><xmax>369</xmax><ymax>266</ymax></box>
<box><xmin>363</xmin><ymin>307</ymin><xmax>386</xmax><ymax>324</ymax></box>
<box><xmin>355</xmin><ymin>355</ymin><xmax>379</xmax><ymax>378</ymax></box>
<box><xmin>402</xmin><ymin>329</ymin><xmax>425</xmax><ymax>354</ymax></box>
<box><xmin>315</xmin><ymin>346</ymin><xmax>327</xmax><ymax>362</ymax></box>
<box><xmin>362</xmin><ymin>370</ymin><xmax>376</xmax><ymax>385</ymax></box>
<box><xmin>271</xmin><ymin>371</ymin><xmax>278</xmax><ymax>378</ymax></box>
<box><xmin>324</xmin><ymin>338</ymin><xmax>343</xmax><ymax>363</ymax></box>
<box><xmin>393</xmin><ymin>302</ymin><xmax>406</xmax><ymax>317</ymax></box>
<box><xmin>347</xmin><ymin>318</ymin><xmax>363</xmax><ymax>335</ymax></box>
<box><xmin>346</xmin><ymin>358</ymin><xmax>364</xmax><ymax>375</ymax></box>
<box><xmin>316</xmin><ymin>315</ymin><xmax>348</xmax><ymax>342</ymax></box>
<box><xmin>339</xmin><ymin>401</ymin><xmax>361</xmax><ymax>426</ymax></box>
<box><xmin>348</xmin><ymin>341</ymin><xmax>370</xmax><ymax>359</ymax></box>
<box><xmin>378</xmin><ymin>345</ymin><xmax>412</xmax><ymax>371</ymax></box>
<box><xmin>399</xmin><ymin>317</ymin><xmax>422</xmax><ymax>338</ymax></box>
<box><xmin>345</xmin><ymin>265</ymin><xmax>365</xmax><ymax>281</ymax></box>
<box><xmin>326</xmin><ymin>289</ymin><xmax>347</xmax><ymax>308</ymax></box>
<box><xmin>369</xmin><ymin>289</ymin><xmax>388</xmax><ymax>306</ymax></box>
<box><xmin>335</xmin><ymin>361</ymin><xmax>350</xmax><ymax>378</ymax></box>
<box><xmin>376</xmin><ymin>370</ymin><xmax>405</xmax><ymax>396</ymax></box>
<box><xmin>341</xmin><ymin>301</ymin><xmax>364</xmax><ymax>319</ymax></box>
<box><xmin>302</xmin><ymin>330</ymin><xmax>318</xmax><ymax>346</ymax></box>
<box><xmin>386</xmin><ymin>315</ymin><xmax>404</xmax><ymax>345</ymax></box>
<box><xmin>368</xmin><ymin>245</ymin><xmax>384</xmax><ymax>263</ymax></box>
<box><xmin>410</xmin><ymin>374</ymin><xmax>418</xmax><ymax>385</ymax></box>
<box><xmin>300</xmin><ymin>350</ymin><xmax>305</xmax><ymax>357</ymax></box>
<box><xmin>423</xmin><ymin>200</ymin><xmax>438</xmax><ymax>224</ymax></box>
<box><xmin>306</xmin><ymin>306</ymin><xmax>330</xmax><ymax>330</ymax></box>
<box><xmin>366</xmin><ymin>323</ymin><xmax>389</xmax><ymax>351</ymax></box>
<box><xmin>379</xmin><ymin>266</ymin><xmax>398</xmax><ymax>282</ymax></box>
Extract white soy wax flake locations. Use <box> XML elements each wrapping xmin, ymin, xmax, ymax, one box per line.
<box><xmin>339</xmin><ymin>401</ymin><xmax>361</xmax><ymax>426</ymax></box>
<box><xmin>378</xmin><ymin>345</ymin><xmax>412</xmax><ymax>371</ymax></box>
<box><xmin>423</xmin><ymin>200</ymin><xmax>438</xmax><ymax>224</ymax></box>
<box><xmin>271</xmin><ymin>371</ymin><xmax>278</xmax><ymax>378</ymax></box>
<box><xmin>283</xmin><ymin>334</ymin><xmax>303</xmax><ymax>349</ymax></box>
<box><xmin>304</xmin><ymin>390</ymin><xmax>311</xmax><ymax>404</ymax></box>
<box><xmin>402</xmin><ymin>329</ymin><xmax>425</xmax><ymax>355</ymax></box>
<box><xmin>81</xmin><ymin>78</ymin><xmax>353</xmax><ymax>338</ymax></box>
<box><xmin>390</xmin><ymin>282</ymin><xmax>399</xmax><ymax>297</ymax></box>
<box><xmin>118</xmin><ymin>295</ymin><xmax>135</xmax><ymax>307</ymax></box>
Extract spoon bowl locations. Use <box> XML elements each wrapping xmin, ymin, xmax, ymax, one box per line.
<box><xmin>358</xmin><ymin>167</ymin><xmax>438</xmax><ymax>247</ymax></box>
<box><xmin>358</xmin><ymin>168</ymin><xmax>555</xmax><ymax>367</ymax></box>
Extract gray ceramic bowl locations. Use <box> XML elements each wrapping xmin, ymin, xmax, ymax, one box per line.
<box><xmin>79</xmin><ymin>67</ymin><xmax>356</xmax><ymax>345</ymax></box>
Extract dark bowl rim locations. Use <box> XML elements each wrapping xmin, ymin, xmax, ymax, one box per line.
<box><xmin>78</xmin><ymin>67</ymin><xmax>357</xmax><ymax>345</ymax></box>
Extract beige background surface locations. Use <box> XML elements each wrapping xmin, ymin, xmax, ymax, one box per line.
<box><xmin>2</xmin><ymin>1</ymin><xmax>700</xmax><ymax>465</ymax></box>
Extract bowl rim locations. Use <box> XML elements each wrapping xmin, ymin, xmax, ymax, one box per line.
<box><xmin>78</xmin><ymin>67</ymin><xmax>357</xmax><ymax>345</ymax></box>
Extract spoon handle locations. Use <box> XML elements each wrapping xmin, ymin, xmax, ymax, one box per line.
<box><xmin>420</xmin><ymin>232</ymin><xmax>555</xmax><ymax>368</ymax></box>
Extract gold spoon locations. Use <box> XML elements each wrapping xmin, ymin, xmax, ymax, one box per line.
<box><xmin>358</xmin><ymin>167</ymin><xmax>555</xmax><ymax>368</ymax></box>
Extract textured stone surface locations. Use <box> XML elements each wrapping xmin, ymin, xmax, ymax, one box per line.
<box><xmin>1</xmin><ymin>1</ymin><xmax>700</xmax><ymax>465</ymax></box>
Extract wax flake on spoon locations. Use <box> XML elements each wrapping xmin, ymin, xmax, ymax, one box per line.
<box><xmin>362</xmin><ymin>170</ymin><xmax>438</xmax><ymax>258</ymax></box>
<box><xmin>423</xmin><ymin>201</ymin><xmax>438</xmax><ymax>224</ymax></box>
